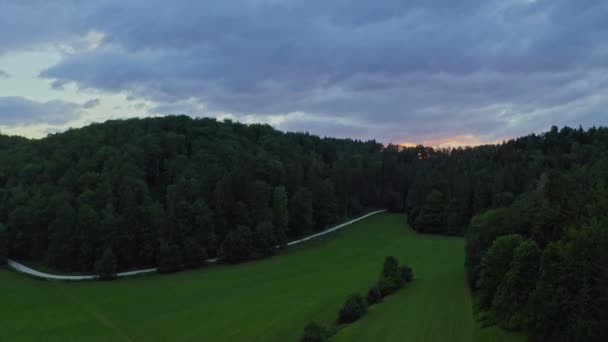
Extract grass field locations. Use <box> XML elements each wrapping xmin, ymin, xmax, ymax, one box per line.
<box><xmin>0</xmin><ymin>213</ymin><xmax>524</xmax><ymax>342</ymax></box>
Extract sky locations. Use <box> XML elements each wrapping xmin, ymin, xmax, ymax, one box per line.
<box><xmin>1</xmin><ymin>0</ymin><xmax>607</xmax><ymax>146</ymax></box>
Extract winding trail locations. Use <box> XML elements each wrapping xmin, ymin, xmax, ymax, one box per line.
<box><xmin>7</xmin><ymin>210</ymin><xmax>386</xmax><ymax>281</ymax></box>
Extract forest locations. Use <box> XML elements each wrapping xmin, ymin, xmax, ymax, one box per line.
<box><xmin>0</xmin><ymin>116</ymin><xmax>411</xmax><ymax>273</ymax></box>
<box><xmin>406</xmin><ymin>126</ymin><xmax>608</xmax><ymax>341</ymax></box>
<box><xmin>0</xmin><ymin>117</ymin><xmax>607</xmax><ymax>341</ymax></box>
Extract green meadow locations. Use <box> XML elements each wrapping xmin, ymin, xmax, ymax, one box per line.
<box><xmin>0</xmin><ymin>213</ymin><xmax>523</xmax><ymax>341</ymax></box>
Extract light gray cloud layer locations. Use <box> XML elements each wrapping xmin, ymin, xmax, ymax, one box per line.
<box><xmin>2</xmin><ymin>0</ymin><xmax>608</xmax><ymax>142</ymax></box>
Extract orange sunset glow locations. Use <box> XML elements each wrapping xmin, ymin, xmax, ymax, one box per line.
<box><xmin>398</xmin><ymin>134</ymin><xmax>506</xmax><ymax>148</ymax></box>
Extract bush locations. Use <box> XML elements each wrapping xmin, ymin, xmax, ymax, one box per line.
<box><xmin>400</xmin><ymin>265</ymin><xmax>413</xmax><ymax>283</ymax></box>
<box><xmin>378</xmin><ymin>256</ymin><xmax>409</xmax><ymax>296</ymax></box>
<box><xmin>95</xmin><ymin>248</ymin><xmax>117</xmax><ymax>280</ymax></box>
<box><xmin>366</xmin><ymin>284</ymin><xmax>382</xmax><ymax>305</ymax></box>
<box><xmin>338</xmin><ymin>293</ymin><xmax>368</xmax><ymax>323</ymax></box>
<box><xmin>381</xmin><ymin>256</ymin><xmax>400</xmax><ymax>279</ymax></box>
<box><xmin>300</xmin><ymin>321</ymin><xmax>328</xmax><ymax>342</ymax></box>
<box><xmin>378</xmin><ymin>276</ymin><xmax>401</xmax><ymax>297</ymax></box>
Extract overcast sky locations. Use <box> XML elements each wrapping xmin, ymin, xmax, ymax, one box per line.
<box><xmin>1</xmin><ymin>0</ymin><xmax>607</xmax><ymax>146</ymax></box>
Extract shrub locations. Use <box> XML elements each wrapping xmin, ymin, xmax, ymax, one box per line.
<box><xmin>300</xmin><ymin>321</ymin><xmax>328</xmax><ymax>342</ymax></box>
<box><xmin>366</xmin><ymin>284</ymin><xmax>382</xmax><ymax>305</ymax></box>
<box><xmin>381</xmin><ymin>256</ymin><xmax>400</xmax><ymax>279</ymax></box>
<box><xmin>400</xmin><ymin>265</ymin><xmax>414</xmax><ymax>283</ymax></box>
<box><xmin>338</xmin><ymin>293</ymin><xmax>368</xmax><ymax>323</ymax></box>
<box><xmin>378</xmin><ymin>276</ymin><xmax>400</xmax><ymax>297</ymax></box>
<box><xmin>95</xmin><ymin>248</ymin><xmax>117</xmax><ymax>280</ymax></box>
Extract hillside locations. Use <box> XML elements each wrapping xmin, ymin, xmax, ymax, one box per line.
<box><xmin>0</xmin><ymin>116</ymin><xmax>410</xmax><ymax>273</ymax></box>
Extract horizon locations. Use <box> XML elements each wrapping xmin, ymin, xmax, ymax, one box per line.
<box><xmin>0</xmin><ymin>113</ymin><xmax>596</xmax><ymax>149</ymax></box>
<box><xmin>1</xmin><ymin>113</ymin><xmax>575</xmax><ymax>149</ymax></box>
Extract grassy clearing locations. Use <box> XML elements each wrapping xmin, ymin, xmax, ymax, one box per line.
<box><xmin>0</xmin><ymin>213</ymin><xmax>522</xmax><ymax>341</ymax></box>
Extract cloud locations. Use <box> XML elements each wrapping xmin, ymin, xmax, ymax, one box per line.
<box><xmin>2</xmin><ymin>0</ymin><xmax>608</xmax><ymax>142</ymax></box>
<box><xmin>0</xmin><ymin>96</ymin><xmax>81</xmax><ymax>126</ymax></box>
<box><xmin>0</xmin><ymin>69</ymin><xmax>10</xmax><ymax>78</ymax></box>
<box><xmin>82</xmin><ymin>98</ymin><xmax>100</xmax><ymax>108</ymax></box>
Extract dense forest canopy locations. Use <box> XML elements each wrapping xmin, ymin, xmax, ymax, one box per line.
<box><xmin>0</xmin><ymin>117</ymin><xmax>607</xmax><ymax>341</ymax></box>
<box><xmin>0</xmin><ymin>116</ymin><xmax>412</xmax><ymax>272</ymax></box>
<box><xmin>406</xmin><ymin>125</ymin><xmax>608</xmax><ymax>341</ymax></box>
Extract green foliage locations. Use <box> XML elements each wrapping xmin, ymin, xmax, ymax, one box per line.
<box><xmin>378</xmin><ymin>256</ymin><xmax>409</xmax><ymax>296</ymax></box>
<box><xmin>290</xmin><ymin>188</ymin><xmax>314</xmax><ymax>236</ymax></box>
<box><xmin>234</xmin><ymin>201</ymin><xmax>253</xmax><ymax>227</ymax></box>
<box><xmin>465</xmin><ymin>208</ymin><xmax>519</xmax><ymax>289</ymax></box>
<box><xmin>366</xmin><ymin>284</ymin><xmax>382</xmax><ymax>305</ymax></box>
<box><xmin>272</xmin><ymin>186</ymin><xmax>289</xmax><ymax>246</ymax></box>
<box><xmin>182</xmin><ymin>238</ymin><xmax>207</xmax><ymax>268</ymax></box>
<box><xmin>377</xmin><ymin>276</ymin><xmax>398</xmax><ymax>297</ymax></box>
<box><xmin>312</xmin><ymin>179</ymin><xmax>338</xmax><ymax>229</ymax></box>
<box><xmin>221</xmin><ymin>225</ymin><xmax>254</xmax><ymax>263</ymax></box>
<box><xmin>381</xmin><ymin>256</ymin><xmax>400</xmax><ymax>280</ymax></box>
<box><xmin>0</xmin><ymin>223</ymin><xmax>8</xmax><ymax>265</ymax></box>
<box><xmin>414</xmin><ymin>190</ymin><xmax>446</xmax><ymax>233</ymax></box>
<box><xmin>95</xmin><ymin>248</ymin><xmax>117</xmax><ymax>280</ymax></box>
<box><xmin>490</xmin><ymin>240</ymin><xmax>541</xmax><ymax>329</ymax></box>
<box><xmin>400</xmin><ymin>265</ymin><xmax>414</xmax><ymax>283</ymax></box>
<box><xmin>300</xmin><ymin>321</ymin><xmax>329</xmax><ymax>342</ymax></box>
<box><xmin>253</xmin><ymin>221</ymin><xmax>277</xmax><ymax>257</ymax></box>
<box><xmin>385</xmin><ymin>191</ymin><xmax>404</xmax><ymax>213</ymax></box>
<box><xmin>492</xmin><ymin>192</ymin><xmax>515</xmax><ymax>207</ymax></box>
<box><xmin>338</xmin><ymin>293</ymin><xmax>368</xmax><ymax>323</ymax></box>
<box><xmin>475</xmin><ymin>234</ymin><xmax>523</xmax><ymax>311</ymax></box>
<box><xmin>157</xmin><ymin>240</ymin><xmax>182</xmax><ymax>273</ymax></box>
<box><xmin>526</xmin><ymin>242</ymin><xmax>567</xmax><ymax>341</ymax></box>
<box><xmin>247</xmin><ymin>180</ymin><xmax>273</xmax><ymax>225</ymax></box>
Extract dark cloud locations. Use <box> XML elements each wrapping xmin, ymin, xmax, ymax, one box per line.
<box><xmin>0</xmin><ymin>69</ymin><xmax>10</xmax><ymax>78</ymax></box>
<box><xmin>82</xmin><ymin>98</ymin><xmax>100</xmax><ymax>108</ymax></box>
<box><xmin>0</xmin><ymin>1</ymin><xmax>82</xmax><ymax>55</ymax></box>
<box><xmin>0</xmin><ymin>96</ymin><xmax>81</xmax><ymax>126</ymax></box>
<box><xmin>3</xmin><ymin>0</ymin><xmax>608</xmax><ymax>142</ymax></box>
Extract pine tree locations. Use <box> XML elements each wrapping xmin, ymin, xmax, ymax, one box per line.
<box><xmin>95</xmin><ymin>248</ymin><xmax>118</xmax><ymax>280</ymax></box>
<box><xmin>0</xmin><ymin>223</ymin><xmax>7</xmax><ymax>265</ymax></box>
<box><xmin>414</xmin><ymin>190</ymin><xmax>446</xmax><ymax>233</ymax></box>
<box><xmin>272</xmin><ymin>186</ymin><xmax>289</xmax><ymax>246</ymax></box>
<box><xmin>491</xmin><ymin>239</ymin><xmax>541</xmax><ymax>329</ymax></box>
<box><xmin>476</xmin><ymin>234</ymin><xmax>523</xmax><ymax>311</ymax></box>
<box><xmin>289</xmin><ymin>188</ymin><xmax>313</xmax><ymax>236</ymax></box>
